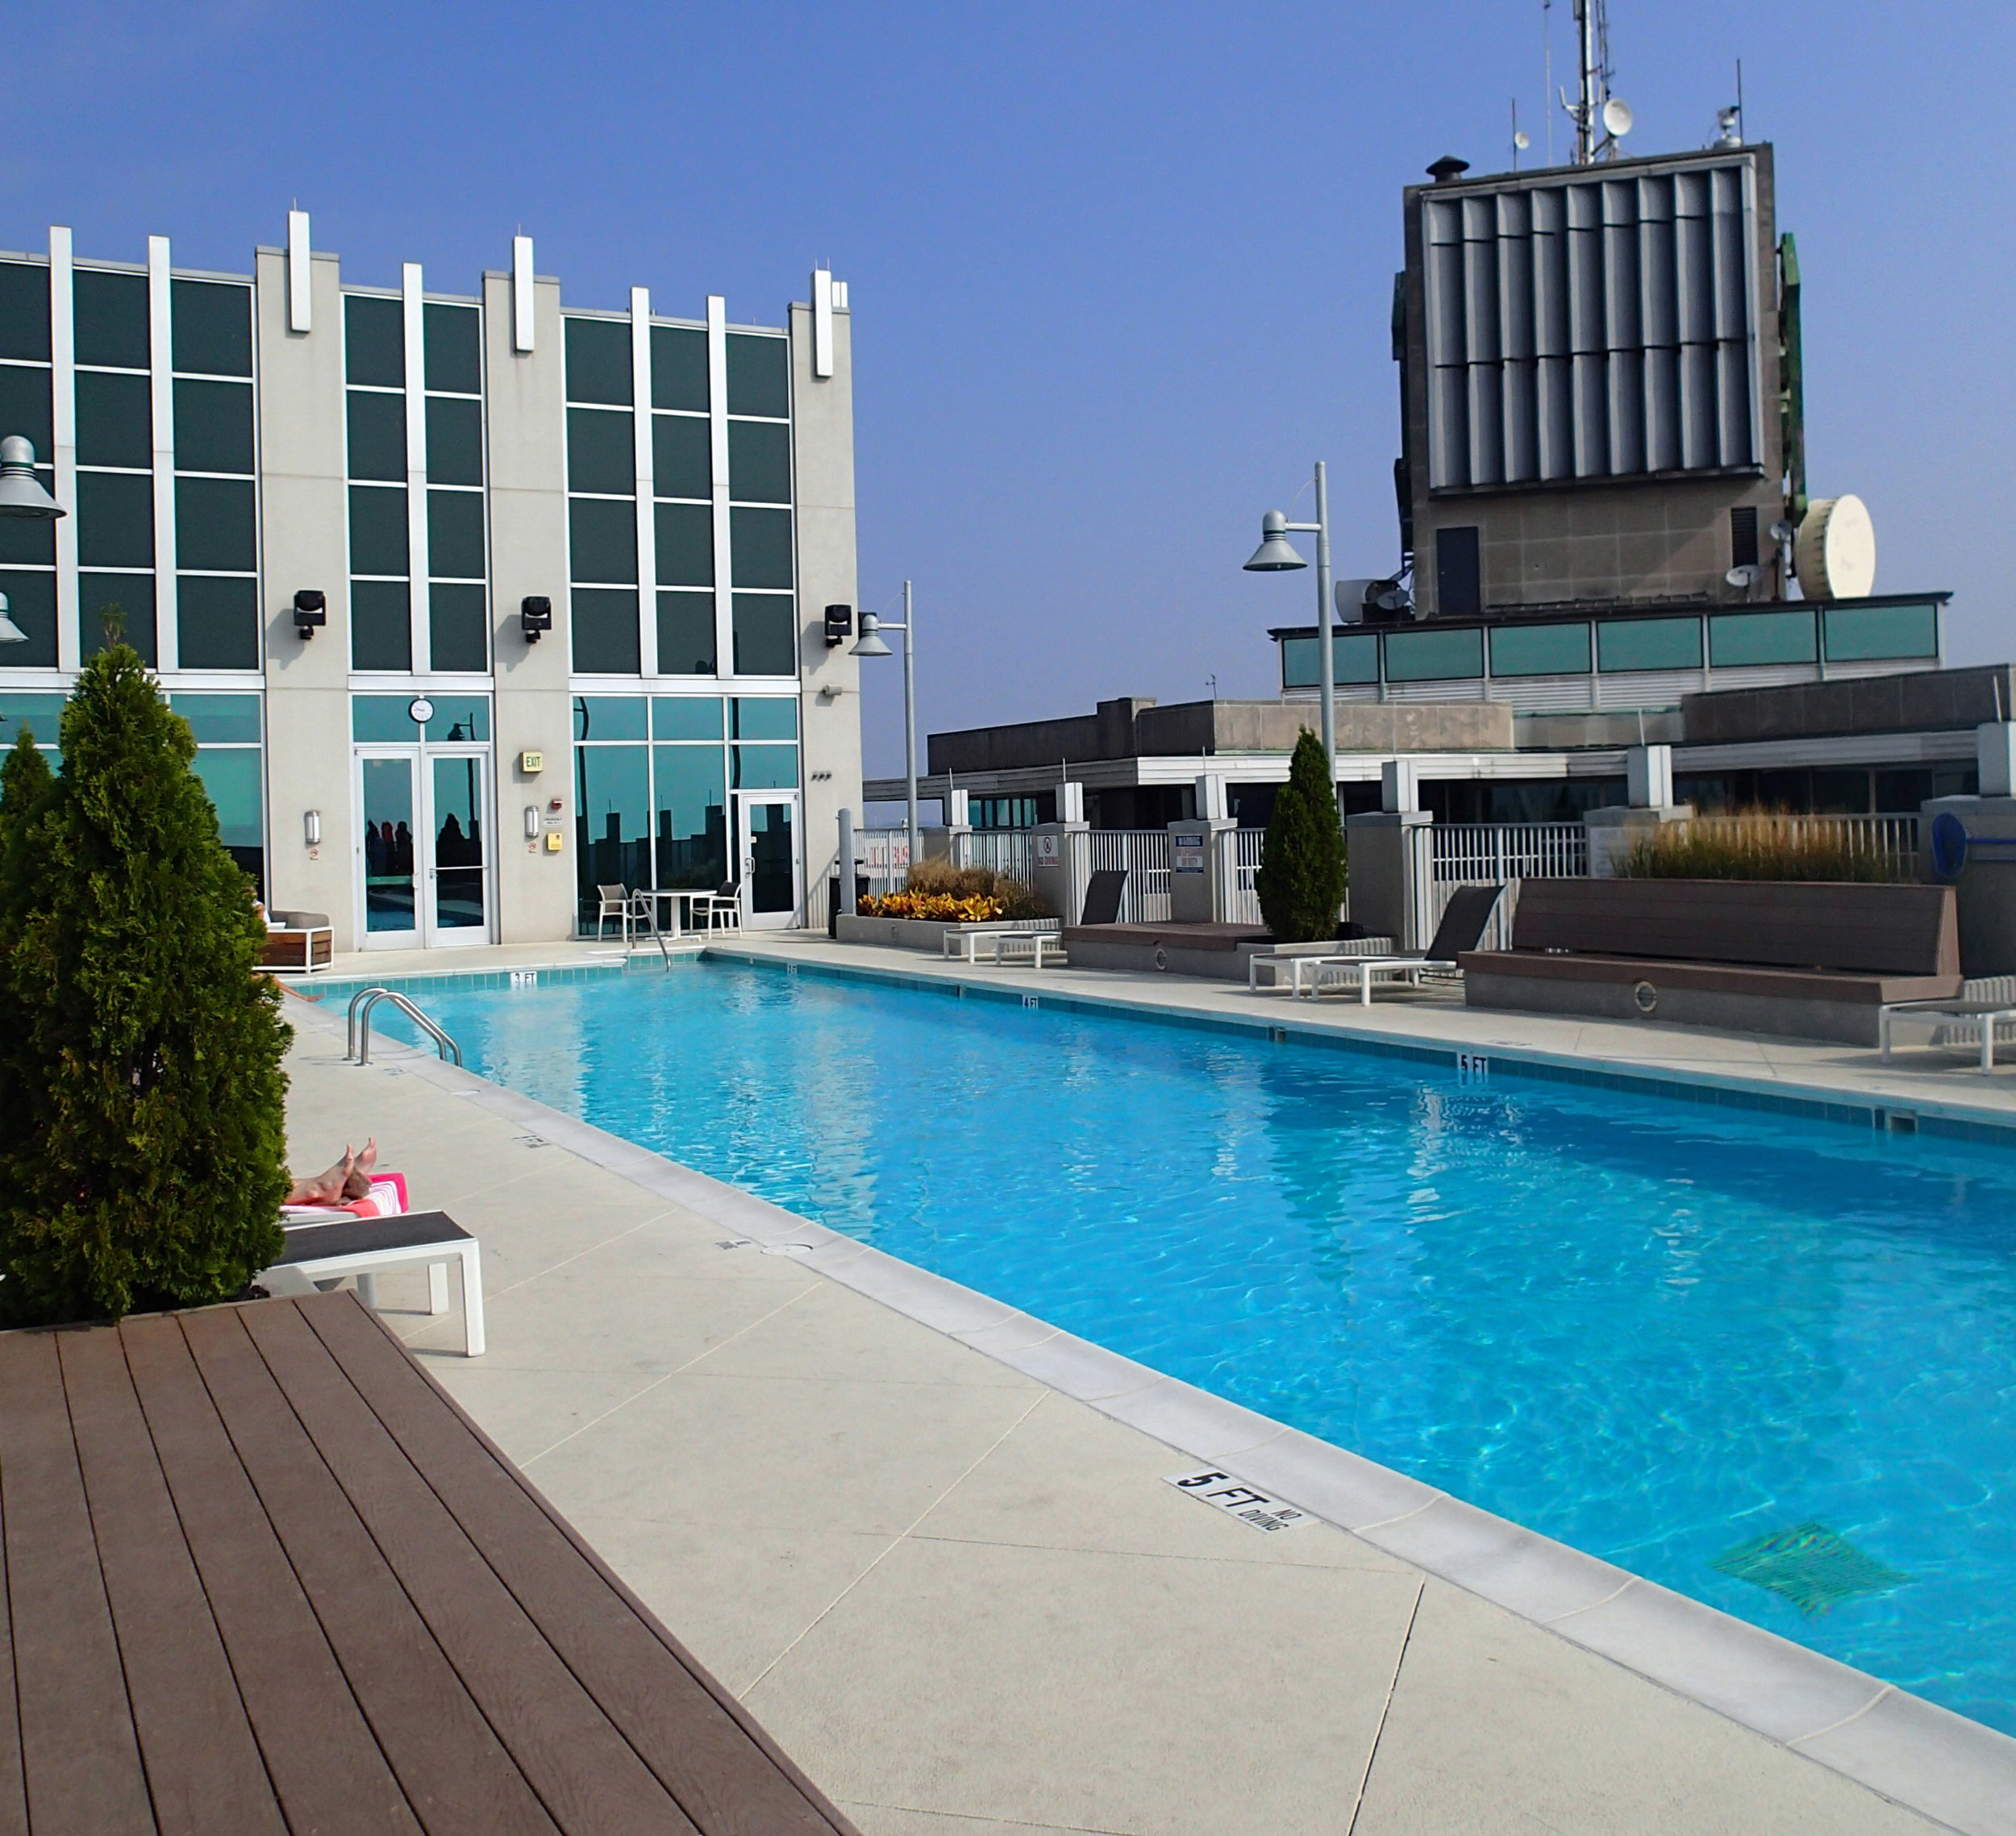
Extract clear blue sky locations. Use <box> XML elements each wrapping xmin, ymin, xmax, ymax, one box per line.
<box><xmin>12</xmin><ymin>2</ymin><xmax>2011</xmax><ymax>776</ymax></box>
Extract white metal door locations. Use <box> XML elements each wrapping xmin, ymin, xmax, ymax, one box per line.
<box><xmin>354</xmin><ymin>746</ymin><xmax>494</xmax><ymax>949</ymax></box>
<box><xmin>736</xmin><ymin>794</ymin><xmax>801</xmax><ymax>930</ymax></box>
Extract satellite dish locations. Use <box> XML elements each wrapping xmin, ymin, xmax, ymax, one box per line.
<box><xmin>1794</xmin><ymin>495</ymin><xmax>1877</xmax><ymax>598</ymax></box>
<box><xmin>1333</xmin><ymin>578</ymin><xmax>1377</xmax><ymax>626</ymax></box>
<box><xmin>1724</xmin><ymin>564</ymin><xmax>1760</xmax><ymax>589</ymax></box>
<box><xmin>1514</xmin><ymin>130</ymin><xmax>1531</xmax><ymax>151</ymax></box>
<box><xmin>1602</xmin><ymin>97</ymin><xmax>1635</xmax><ymax>138</ymax></box>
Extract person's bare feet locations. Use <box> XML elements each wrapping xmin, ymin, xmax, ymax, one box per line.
<box><xmin>285</xmin><ymin>1144</ymin><xmax>356</xmax><ymax>1206</ymax></box>
<box><xmin>341</xmin><ymin>1137</ymin><xmax>380</xmax><ymax>1201</ymax></box>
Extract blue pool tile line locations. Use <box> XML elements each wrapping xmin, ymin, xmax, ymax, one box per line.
<box><xmin>706</xmin><ymin>945</ymin><xmax>2016</xmax><ymax>1151</ymax></box>
<box><xmin>287</xmin><ymin>960</ymin><xmax>631</xmax><ymax>1005</ymax></box>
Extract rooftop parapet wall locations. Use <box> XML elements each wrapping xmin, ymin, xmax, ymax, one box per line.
<box><xmin>927</xmin><ymin>697</ymin><xmax>1513</xmax><ymax>773</ymax></box>
<box><xmin>1682</xmin><ymin>664</ymin><xmax>2016</xmax><ymax>745</ymax></box>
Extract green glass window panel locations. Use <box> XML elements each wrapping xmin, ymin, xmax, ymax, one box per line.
<box><xmin>352</xmin><ymin>694</ymin><xmax>416</xmax><ymax>741</ymax></box>
<box><xmin>0</xmin><ymin>263</ymin><xmax>51</xmax><ymax>362</ymax></box>
<box><xmin>1823</xmin><ymin>602</ymin><xmax>1939</xmax><ymax>663</ymax></box>
<box><xmin>0</xmin><ymin>686</ymin><xmax>64</xmax><ymax>744</ymax></box>
<box><xmin>350</xmin><ymin>581</ymin><xmax>412</xmax><ymax>671</ymax></box>
<box><xmin>173</xmin><ymin>379</ymin><xmax>253</xmax><ymax>473</ymax></box>
<box><xmin>655</xmin><ymin>502</ymin><xmax>713</xmax><ymax>588</ymax></box>
<box><xmin>169</xmin><ymin>280</ymin><xmax>252</xmax><ymax>377</ymax></box>
<box><xmin>656</xmin><ymin>593</ymin><xmax>717</xmax><ymax>675</ymax></box>
<box><xmin>170</xmin><ymin>691</ymin><xmax>260</xmax><ymax>743</ymax></box>
<box><xmin>1336</xmin><ymin>632</ymin><xmax>1381</xmax><ymax>685</ymax></box>
<box><xmin>0</xmin><ymin>364</ymin><xmax>53</xmax><ymax>456</ymax></box>
<box><xmin>1489</xmin><ymin>621</ymin><xmax>1591</xmax><ymax>678</ymax></box>
<box><xmin>1384</xmin><ymin>626</ymin><xmax>1483</xmax><ymax>682</ymax></box>
<box><xmin>423</xmin><ymin>302</ymin><xmax>481</xmax><ymax>394</ymax></box>
<box><xmin>650</xmin><ymin>325</ymin><xmax>708</xmax><ymax>411</ymax></box>
<box><xmin>566</xmin><ymin>406</ymin><xmax>633</xmax><ymax>494</ymax></box>
<box><xmin>1596</xmin><ymin>615</ymin><xmax>1702</xmax><ymax>672</ymax></box>
<box><xmin>731</xmin><ymin>743</ymin><xmax>798</xmax><ymax>789</ymax></box>
<box><xmin>423</xmin><ymin>697</ymin><xmax>489</xmax><ymax>743</ymax></box>
<box><xmin>190</xmin><ymin>746</ymin><xmax>262</xmax><ymax>847</ymax></box>
<box><xmin>77</xmin><ymin>471</ymin><xmax>154</xmax><ymax>567</ymax></box>
<box><xmin>731</xmin><ymin>594</ymin><xmax>796</xmax><ymax>676</ymax></box>
<box><xmin>728</xmin><ymin>420</ymin><xmax>790</xmax><ymax>504</ymax></box>
<box><xmin>564</xmin><ymin>316</ymin><xmax>631</xmax><ymax>406</ymax></box>
<box><xmin>650</xmin><ymin>743</ymin><xmax>729</xmax><ymax>889</ymax></box>
<box><xmin>652</xmin><ymin>694</ymin><xmax>723</xmax><ymax>739</ymax></box>
<box><xmin>652</xmin><ymin>414</ymin><xmax>710</xmax><ymax>498</ymax></box>
<box><xmin>349</xmin><ymin>484</ymin><xmax>409</xmax><ymax>576</ymax></box>
<box><xmin>732</xmin><ymin>696</ymin><xmax>797</xmax><ymax>740</ymax></box>
<box><xmin>729</xmin><ymin>507</ymin><xmax>793</xmax><ymax>589</ymax></box>
<box><xmin>0</xmin><ymin>509</ymin><xmax>53</xmax><ymax>568</ymax></box>
<box><xmin>425</xmin><ymin>395</ymin><xmax>482</xmax><ymax>485</ymax></box>
<box><xmin>81</xmin><ymin>573</ymin><xmax>154</xmax><ymax>664</ymax></box>
<box><xmin>177</xmin><ymin>577</ymin><xmax>260</xmax><ymax>671</ymax></box>
<box><xmin>569</xmin><ymin>498</ymin><xmax>636</xmax><ymax>585</ymax></box>
<box><xmin>427</xmin><ymin>489</ymin><xmax>485</xmax><ymax>580</ymax></box>
<box><xmin>573</xmin><ymin>694</ymin><xmax>648</xmax><ymax>741</ymax></box>
<box><xmin>76</xmin><ymin>369</ymin><xmax>152</xmax><ymax>468</ymax></box>
<box><xmin>346</xmin><ymin>390</ymin><xmax>406</xmax><ymax>481</ymax></box>
<box><xmin>575</xmin><ymin>742</ymin><xmax>651</xmax><ymax>914</ymax></box>
<box><xmin>1709</xmin><ymin>610</ymin><xmax>1816</xmax><ymax>667</ymax></box>
<box><xmin>73</xmin><ymin>269</ymin><xmax>148</xmax><ymax>369</ymax></box>
<box><xmin>725</xmin><ymin>334</ymin><xmax>788</xmax><ymax>418</ymax></box>
<box><xmin>0</xmin><ymin>572</ymin><xmax>56</xmax><ymax>668</ymax></box>
<box><xmin>176</xmin><ymin>477</ymin><xmax>256</xmax><ymax>572</ymax></box>
<box><xmin>1278</xmin><ymin>635</ymin><xmax>1316</xmax><ymax>689</ymax></box>
<box><xmin>570</xmin><ymin>588</ymin><xmax>640</xmax><ymax>673</ymax></box>
<box><xmin>344</xmin><ymin>294</ymin><xmax>405</xmax><ymax>387</ymax></box>
<box><xmin>429</xmin><ymin>583</ymin><xmax>488</xmax><ymax>672</ymax></box>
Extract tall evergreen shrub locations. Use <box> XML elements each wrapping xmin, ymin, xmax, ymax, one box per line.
<box><xmin>0</xmin><ymin>642</ymin><xmax>289</xmax><ymax>1325</ymax></box>
<box><xmin>1255</xmin><ymin>728</ymin><xmax>1347</xmax><ymax>942</ymax></box>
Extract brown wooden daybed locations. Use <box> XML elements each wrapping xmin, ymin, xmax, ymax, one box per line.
<box><xmin>1458</xmin><ymin>878</ymin><xmax>1960</xmax><ymax>1045</ymax></box>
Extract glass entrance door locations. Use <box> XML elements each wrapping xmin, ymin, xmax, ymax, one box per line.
<box><xmin>737</xmin><ymin>795</ymin><xmax>800</xmax><ymax>929</ymax></box>
<box><xmin>355</xmin><ymin>747</ymin><xmax>494</xmax><ymax>948</ymax></box>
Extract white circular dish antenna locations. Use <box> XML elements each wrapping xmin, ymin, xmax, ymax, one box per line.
<box><xmin>1794</xmin><ymin>495</ymin><xmax>1877</xmax><ymax>599</ymax></box>
<box><xmin>1602</xmin><ymin>97</ymin><xmax>1635</xmax><ymax>138</ymax></box>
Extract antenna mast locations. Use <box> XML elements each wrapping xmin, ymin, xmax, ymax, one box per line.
<box><xmin>1573</xmin><ymin>0</ymin><xmax>1597</xmax><ymax>164</ymax></box>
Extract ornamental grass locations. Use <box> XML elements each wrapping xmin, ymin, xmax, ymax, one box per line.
<box><xmin>1618</xmin><ymin>811</ymin><xmax>1906</xmax><ymax>884</ymax></box>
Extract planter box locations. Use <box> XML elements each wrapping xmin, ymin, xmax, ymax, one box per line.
<box><xmin>836</xmin><ymin>914</ymin><xmax>1060</xmax><ymax>954</ymax></box>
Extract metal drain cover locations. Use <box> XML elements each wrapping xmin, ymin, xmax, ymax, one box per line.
<box><xmin>1709</xmin><ymin>1522</ymin><xmax>1910</xmax><ymax>1615</ymax></box>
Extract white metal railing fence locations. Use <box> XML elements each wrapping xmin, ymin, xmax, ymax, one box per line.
<box><xmin>1423</xmin><ymin>822</ymin><xmax>1590</xmax><ymax>951</ymax></box>
<box><xmin>1088</xmin><ymin>829</ymin><xmax>1173</xmax><ymax>922</ymax></box>
<box><xmin>964</xmin><ymin>829</ymin><xmax>1038</xmax><ymax>886</ymax></box>
<box><xmin>1673</xmin><ymin>813</ymin><xmax>1920</xmax><ymax>879</ymax></box>
<box><xmin>857</xmin><ymin>828</ymin><xmax>912</xmax><ymax>900</ymax></box>
<box><xmin>1225</xmin><ymin>828</ymin><xmax>1266</xmax><ymax>927</ymax></box>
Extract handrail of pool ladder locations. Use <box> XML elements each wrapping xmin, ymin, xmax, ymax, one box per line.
<box><xmin>345</xmin><ymin>987</ymin><xmax>464</xmax><ymax>1067</ymax></box>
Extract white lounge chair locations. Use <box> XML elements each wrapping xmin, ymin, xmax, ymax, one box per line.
<box><xmin>1286</xmin><ymin>885</ymin><xmax>1505</xmax><ymax>1004</ymax></box>
<box><xmin>259</xmin><ymin>1209</ymin><xmax>485</xmax><ymax>1355</ymax></box>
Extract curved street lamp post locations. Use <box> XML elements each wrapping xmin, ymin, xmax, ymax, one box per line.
<box><xmin>1243</xmin><ymin>460</ymin><xmax>1335</xmax><ymax>806</ymax></box>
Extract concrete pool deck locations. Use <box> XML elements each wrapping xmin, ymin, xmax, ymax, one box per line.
<box><xmin>281</xmin><ymin>952</ymin><xmax>2016</xmax><ymax>1834</ymax></box>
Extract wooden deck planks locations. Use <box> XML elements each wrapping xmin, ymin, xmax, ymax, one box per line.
<box><xmin>179</xmin><ymin>1306</ymin><xmax>562</xmax><ymax>1836</ymax></box>
<box><xmin>0</xmin><ymin>1329</ymin><xmax>156</xmax><ymax>1835</ymax></box>
<box><xmin>117</xmin><ymin>1314</ymin><xmax>423</xmax><ymax>1836</ymax></box>
<box><xmin>305</xmin><ymin>1294</ymin><xmax>860</xmax><ymax>1836</ymax></box>
<box><xmin>56</xmin><ymin>1326</ymin><xmax>285</xmax><ymax>1836</ymax></box>
<box><xmin>239</xmin><ymin>1299</ymin><xmax>702</xmax><ymax>1835</ymax></box>
<box><xmin>0</xmin><ymin>1462</ymin><xmax>23</xmax><ymax>1836</ymax></box>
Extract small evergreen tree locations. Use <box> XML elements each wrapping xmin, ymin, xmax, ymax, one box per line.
<box><xmin>0</xmin><ymin>641</ymin><xmax>289</xmax><ymax>1325</ymax></box>
<box><xmin>1255</xmin><ymin>728</ymin><xmax>1347</xmax><ymax>942</ymax></box>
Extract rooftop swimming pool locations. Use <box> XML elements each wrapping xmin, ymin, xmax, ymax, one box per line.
<box><xmin>373</xmin><ymin>959</ymin><xmax>2016</xmax><ymax>1733</ymax></box>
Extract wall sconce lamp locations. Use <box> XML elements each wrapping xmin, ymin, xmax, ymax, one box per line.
<box><xmin>304</xmin><ymin>810</ymin><xmax>322</xmax><ymax>847</ymax></box>
<box><xmin>523</xmin><ymin>805</ymin><xmax>540</xmax><ymax>841</ymax></box>
<box><xmin>293</xmin><ymin>589</ymin><xmax>327</xmax><ymax>638</ymax></box>
<box><xmin>521</xmin><ymin>595</ymin><xmax>552</xmax><ymax>643</ymax></box>
<box><xmin>823</xmin><ymin>602</ymin><xmax>853</xmax><ymax>647</ymax></box>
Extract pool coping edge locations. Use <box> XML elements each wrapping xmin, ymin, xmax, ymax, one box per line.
<box><xmin>290</xmin><ymin>996</ymin><xmax>2016</xmax><ymax>1834</ymax></box>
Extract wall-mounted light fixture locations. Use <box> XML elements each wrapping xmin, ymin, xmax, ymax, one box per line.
<box><xmin>304</xmin><ymin>810</ymin><xmax>322</xmax><ymax>847</ymax></box>
<box><xmin>523</xmin><ymin>805</ymin><xmax>540</xmax><ymax>841</ymax></box>
<box><xmin>293</xmin><ymin>589</ymin><xmax>327</xmax><ymax>638</ymax></box>
<box><xmin>521</xmin><ymin>594</ymin><xmax>552</xmax><ymax>643</ymax></box>
<box><xmin>823</xmin><ymin>602</ymin><xmax>853</xmax><ymax>647</ymax></box>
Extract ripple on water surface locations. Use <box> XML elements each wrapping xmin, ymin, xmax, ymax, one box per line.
<box><xmin>389</xmin><ymin>962</ymin><xmax>2016</xmax><ymax>1733</ymax></box>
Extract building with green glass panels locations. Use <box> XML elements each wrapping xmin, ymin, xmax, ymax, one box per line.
<box><xmin>0</xmin><ymin>219</ymin><xmax>861</xmax><ymax>951</ymax></box>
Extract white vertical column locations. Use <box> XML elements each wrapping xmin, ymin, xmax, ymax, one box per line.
<box><xmin>811</xmin><ymin>268</ymin><xmax>834</xmax><ymax>380</ymax></box>
<box><xmin>48</xmin><ymin>226</ymin><xmax>77</xmax><ymax>672</ymax></box>
<box><xmin>148</xmin><ymin>235</ymin><xmax>178</xmax><ymax>672</ymax></box>
<box><xmin>402</xmin><ymin>262</ymin><xmax>429</xmax><ymax>672</ymax></box>
<box><xmin>511</xmin><ymin>235</ymin><xmax>535</xmax><ymax>354</ymax></box>
<box><xmin>707</xmin><ymin>294</ymin><xmax>730</xmax><ymax>680</ymax></box>
<box><xmin>286</xmin><ymin>210</ymin><xmax>312</xmax><ymax>333</ymax></box>
<box><xmin>631</xmin><ymin>286</ymin><xmax>656</xmax><ymax>676</ymax></box>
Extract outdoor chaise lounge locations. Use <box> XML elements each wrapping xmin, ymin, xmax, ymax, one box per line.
<box><xmin>1079</xmin><ymin>868</ymin><xmax>1127</xmax><ymax>926</ymax></box>
<box><xmin>260</xmin><ymin>909</ymin><xmax>332</xmax><ymax>973</ymax></box>
<box><xmin>1279</xmin><ymin>884</ymin><xmax>1505</xmax><ymax>1002</ymax></box>
<box><xmin>1879</xmin><ymin>985</ymin><xmax>2016</xmax><ymax>1072</ymax></box>
<box><xmin>259</xmin><ymin>1208</ymin><xmax>486</xmax><ymax>1356</ymax></box>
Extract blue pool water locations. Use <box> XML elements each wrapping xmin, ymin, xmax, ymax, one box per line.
<box><xmin>374</xmin><ymin>961</ymin><xmax>2016</xmax><ymax>1731</ymax></box>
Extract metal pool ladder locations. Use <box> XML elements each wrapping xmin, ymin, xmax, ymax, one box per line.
<box><xmin>345</xmin><ymin>987</ymin><xmax>464</xmax><ymax>1067</ymax></box>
